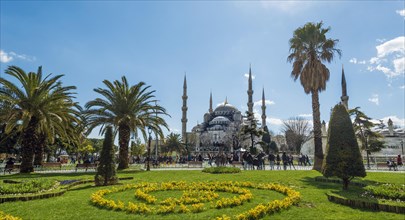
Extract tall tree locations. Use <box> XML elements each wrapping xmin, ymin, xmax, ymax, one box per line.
<box><xmin>261</xmin><ymin>126</ymin><xmax>272</xmax><ymax>153</ymax></box>
<box><xmin>240</xmin><ymin>112</ymin><xmax>263</xmax><ymax>154</ymax></box>
<box><xmin>0</xmin><ymin>66</ymin><xmax>79</xmax><ymax>173</ymax></box>
<box><xmin>322</xmin><ymin>104</ymin><xmax>366</xmax><ymax>190</ymax></box>
<box><xmin>95</xmin><ymin>126</ymin><xmax>118</xmax><ymax>186</ymax></box>
<box><xmin>162</xmin><ymin>133</ymin><xmax>184</xmax><ymax>155</ymax></box>
<box><xmin>349</xmin><ymin>107</ymin><xmax>385</xmax><ymax>153</ymax></box>
<box><xmin>281</xmin><ymin>117</ymin><xmax>312</xmax><ymax>153</ymax></box>
<box><xmin>130</xmin><ymin>138</ymin><xmax>145</xmax><ymax>156</ymax></box>
<box><xmin>85</xmin><ymin>77</ymin><xmax>169</xmax><ymax>170</ymax></box>
<box><xmin>349</xmin><ymin>107</ymin><xmax>385</xmax><ymax>170</ymax></box>
<box><xmin>287</xmin><ymin>22</ymin><xmax>341</xmax><ymax>171</ymax></box>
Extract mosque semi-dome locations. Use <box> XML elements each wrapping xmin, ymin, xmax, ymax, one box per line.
<box><xmin>209</xmin><ymin>116</ymin><xmax>231</xmax><ymax>125</ymax></box>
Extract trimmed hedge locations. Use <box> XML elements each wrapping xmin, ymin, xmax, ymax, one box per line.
<box><xmin>0</xmin><ymin>177</ymin><xmax>134</xmax><ymax>204</ymax></box>
<box><xmin>364</xmin><ymin>183</ymin><xmax>405</xmax><ymax>201</ymax></box>
<box><xmin>314</xmin><ymin>176</ymin><xmax>366</xmax><ymax>187</ymax></box>
<box><xmin>202</xmin><ymin>166</ymin><xmax>241</xmax><ymax>174</ymax></box>
<box><xmin>314</xmin><ymin>176</ymin><xmax>404</xmax><ymax>214</ymax></box>
<box><xmin>326</xmin><ymin>192</ymin><xmax>405</xmax><ymax>214</ymax></box>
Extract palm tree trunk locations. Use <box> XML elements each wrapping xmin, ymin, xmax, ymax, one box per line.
<box><xmin>118</xmin><ymin>125</ymin><xmax>130</xmax><ymax>170</ymax></box>
<box><xmin>20</xmin><ymin>117</ymin><xmax>38</xmax><ymax>173</ymax></box>
<box><xmin>311</xmin><ymin>90</ymin><xmax>324</xmax><ymax>171</ymax></box>
<box><xmin>34</xmin><ymin>133</ymin><xmax>45</xmax><ymax>166</ymax></box>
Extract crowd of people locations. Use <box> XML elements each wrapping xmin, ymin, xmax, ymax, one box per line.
<box><xmin>240</xmin><ymin>152</ymin><xmax>312</xmax><ymax>170</ymax></box>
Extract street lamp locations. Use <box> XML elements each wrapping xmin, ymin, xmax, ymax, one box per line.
<box><xmin>155</xmin><ymin>101</ymin><xmax>158</xmax><ymax>159</ymax></box>
<box><xmin>364</xmin><ymin>132</ymin><xmax>370</xmax><ymax>170</ymax></box>
<box><xmin>146</xmin><ymin>126</ymin><xmax>152</xmax><ymax>171</ymax></box>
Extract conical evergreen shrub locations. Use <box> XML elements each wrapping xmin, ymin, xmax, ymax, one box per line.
<box><xmin>95</xmin><ymin>126</ymin><xmax>118</xmax><ymax>186</ymax></box>
<box><xmin>322</xmin><ymin>104</ymin><xmax>366</xmax><ymax>190</ymax></box>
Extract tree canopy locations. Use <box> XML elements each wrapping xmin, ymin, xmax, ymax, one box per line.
<box><xmin>322</xmin><ymin>104</ymin><xmax>366</xmax><ymax>190</ymax></box>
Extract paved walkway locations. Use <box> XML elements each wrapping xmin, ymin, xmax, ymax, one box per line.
<box><xmin>1</xmin><ymin>164</ymin><xmax>404</xmax><ymax>175</ymax></box>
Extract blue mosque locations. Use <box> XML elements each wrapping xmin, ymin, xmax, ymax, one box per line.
<box><xmin>181</xmin><ymin>66</ymin><xmax>267</xmax><ymax>155</ymax></box>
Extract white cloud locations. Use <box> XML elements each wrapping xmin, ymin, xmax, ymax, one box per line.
<box><xmin>267</xmin><ymin>118</ymin><xmax>283</xmax><ymax>126</ymax></box>
<box><xmin>0</xmin><ymin>49</ymin><xmax>35</xmax><ymax>63</ymax></box>
<box><xmin>400</xmin><ymin>85</ymin><xmax>405</xmax><ymax>89</ymax></box>
<box><xmin>0</xmin><ymin>50</ymin><xmax>13</xmax><ymax>63</ymax></box>
<box><xmin>298</xmin><ymin>114</ymin><xmax>312</xmax><ymax>118</ymax></box>
<box><xmin>366</xmin><ymin>36</ymin><xmax>405</xmax><ymax>78</ymax></box>
<box><xmin>349</xmin><ymin>58</ymin><xmax>357</xmax><ymax>64</ymax></box>
<box><xmin>380</xmin><ymin>116</ymin><xmax>405</xmax><ymax>128</ymax></box>
<box><xmin>349</xmin><ymin>57</ymin><xmax>366</xmax><ymax>64</ymax></box>
<box><xmin>9</xmin><ymin>52</ymin><xmax>35</xmax><ymax>62</ymax></box>
<box><xmin>253</xmin><ymin>99</ymin><xmax>275</xmax><ymax>107</ymax></box>
<box><xmin>376</xmin><ymin>36</ymin><xmax>404</xmax><ymax>58</ymax></box>
<box><xmin>393</xmin><ymin>57</ymin><xmax>405</xmax><ymax>74</ymax></box>
<box><xmin>396</xmin><ymin>9</ymin><xmax>405</xmax><ymax>17</ymax></box>
<box><xmin>169</xmin><ymin>127</ymin><xmax>180</xmax><ymax>133</ymax></box>
<box><xmin>243</xmin><ymin>73</ymin><xmax>255</xmax><ymax>80</ymax></box>
<box><xmin>376</xmin><ymin>38</ymin><xmax>386</xmax><ymax>43</ymax></box>
<box><xmin>368</xmin><ymin>94</ymin><xmax>379</xmax><ymax>105</ymax></box>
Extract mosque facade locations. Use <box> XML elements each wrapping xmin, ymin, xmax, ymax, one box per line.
<box><xmin>181</xmin><ymin>67</ymin><xmax>267</xmax><ymax>156</ymax></box>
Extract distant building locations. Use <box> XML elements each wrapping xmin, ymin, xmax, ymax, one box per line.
<box><xmin>373</xmin><ymin>119</ymin><xmax>405</xmax><ymax>156</ymax></box>
<box><xmin>182</xmin><ymin>66</ymin><xmax>267</xmax><ymax>156</ymax></box>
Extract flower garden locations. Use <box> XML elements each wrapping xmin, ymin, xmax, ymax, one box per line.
<box><xmin>0</xmin><ymin>170</ymin><xmax>403</xmax><ymax>220</ymax></box>
<box><xmin>90</xmin><ymin>181</ymin><xmax>300</xmax><ymax>219</ymax></box>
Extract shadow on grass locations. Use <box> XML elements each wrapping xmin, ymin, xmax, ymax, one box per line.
<box><xmin>300</xmin><ymin>176</ymin><xmax>341</xmax><ymax>190</ymax></box>
<box><xmin>68</xmin><ymin>184</ymin><xmax>95</xmax><ymax>191</ymax></box>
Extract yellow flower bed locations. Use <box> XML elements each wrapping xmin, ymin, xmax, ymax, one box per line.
<box><xmin>0</xmin><ymin>211</ymin><xmax>22</xmax><ymax>220</ymax></box>
<box><xmin>90</xmin><ymin>181</ymin><xmax>301</xmax><ymax>219</ymax></box>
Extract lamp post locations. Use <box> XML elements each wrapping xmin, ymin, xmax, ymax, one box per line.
<box><xmin>155</xmin><ymin>101</ymin><xmax>158</xmax><ymax>159</ymax></box>
<box><xmin>401</xmin><ymin>140</ymin><xmax>404</xmax><ymax>155</ymax></box>
<box><xmin>364</xmin><ymin>132</ymin><xmax>370</xmax><ymax>170</ymax></box>
<box><xmin>147</xmin><ymin>127</ymin><xmax>152</xmax><ymax>171</ymax></box>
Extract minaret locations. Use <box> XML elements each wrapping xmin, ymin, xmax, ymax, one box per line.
<box><xmin>209</xmin><ymin>91</ymin><xmax>213</xmax><ymax>113</ymax></box>
<box><xmin>388</xmin><ymin>118</ymin><xmax>394</xmax><ymax>136</ymax></box>
<box><xmin>247</xmin><ymin>65</ymin><xmax>254</xmax><ymax>116</ymax></box>
<box><xmin>181</xmin><ymin>75</ymin><xmax>188</xmax><ymax>142</ymax></box>
<box><xmin>261</xmin><ymin>88</ymin><xmax>266</xmax><ymax>128</ymax></box>
<box><xmin>341</xmin><ymin>65</ymin><xmax>349</xmax><ymax>110</ymax></box>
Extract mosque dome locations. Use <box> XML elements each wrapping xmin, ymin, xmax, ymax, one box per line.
<box><xmin>214</xmin><ymin>103</ymin><xmax>238</xmax><ymax>115</ymax></box>
<box><xmin>209</xmin><ymin>116</ymin><xmax>231</xmax><ymax>125</ymax></box>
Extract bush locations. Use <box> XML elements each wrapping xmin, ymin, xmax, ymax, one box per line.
<box><xmin>202</xmin><ymin>167</ymin><xmax>241</xmax><ymax>174</ymax></box>
<box><xmin>95</xmin><ymin>125</ymin><xmax>118</xmax><ymax>186</ymax></box>
<box><xmin>364</xmin><ymin>183</ymin><xmax>405</xmax><ymax>201</ymax></box>
<box><xmin>322</xmin><ymin>104</ymin><xmax>366</xmax><ymax>190</ymax></box>
<box><xmin>0</xmin><ymin>179</ymin><xmax>56</xmax><ymax>195</ymax></box>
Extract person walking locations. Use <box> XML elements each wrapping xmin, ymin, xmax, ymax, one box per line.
<box><xmin>268</xmin><ymin>153</ymin><xmax>275</xmax><ymax>170</ymax></box>
<box><xmin>288</xmin><ymin>154</ymin><xmax>296</xmax><ymax>170</ymax></box>
<box><xmin>305</xmin><ymin>155</ymin><xmax>311</xmax><ymax>166</ymax></box>
<box><xmin>282</xmin><ymin>152</ymin><xmax>288</xmax><ymax>170</ymax></box>
<box><xmin>276</xmin><ymin>154</ymin><xmax>281</xmax><ymax>170</ymax></box>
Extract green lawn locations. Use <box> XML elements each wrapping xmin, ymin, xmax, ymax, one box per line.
<box><xmin>0</xmin><ymin>170</ymin><xmax>403</xmax><ymax>219</ymax></box>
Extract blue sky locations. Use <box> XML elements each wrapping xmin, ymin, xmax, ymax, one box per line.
<box><xmin>1</xmin><ymin>1</ymin><xmax>404</xmax><ymax>139</ymax></box>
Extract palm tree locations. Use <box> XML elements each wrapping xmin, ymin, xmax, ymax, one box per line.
<box><xmin>287</xmin><ymin>22</ymin><xmax>341</xmax><ymax>171</ymax></box>
<box><xmin>0</xmin><ymin>66</ymin><xmax>79</xmax><ymax>173</ymax></box>
<box><xmin>163</xmin><ymin>133</ymin><xmax>184</xmax><ymax>155</ymax></box>
<box><xmin>85</xmin><ymin>76</ymin><xmax>169</xmax><ymax>170</ymax></box>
